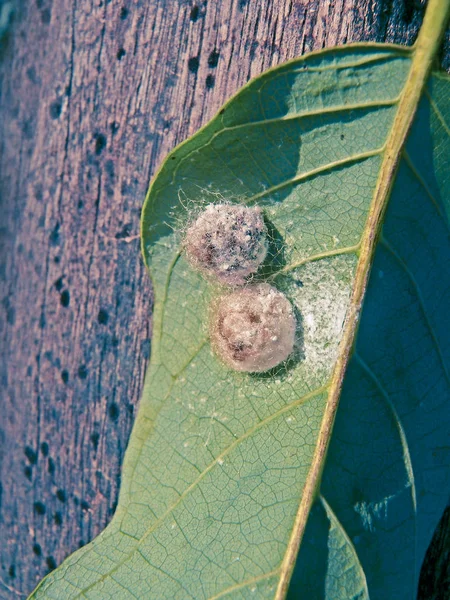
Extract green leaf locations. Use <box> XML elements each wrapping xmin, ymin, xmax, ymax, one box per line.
<box><xmin>29</xmin><ymin>1</ymin><xmax>450</xmax><ymax>598</ymax></box>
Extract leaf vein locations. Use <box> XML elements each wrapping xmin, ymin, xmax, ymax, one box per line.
<box><xmin>245</xmin><ymin>148</ymin><xmax>384</xmax><ymax>204</ymax></box>
<box><xmin>206</xmin><ymin>570</ymin><xmax>280</xmax><ymax>600</ymax></box>
<box><xmin>354</xmin><ymin>352</ymin><xmax>418</xmax><ymax>588</ymax></box>
<box><xmin>272</xmin><ymin>243</ymin><xmax>361</xmax><ymax>278</ymax></box>
<box><xmin>255</xmin><ymin>50</ymin><xmax>410</xmax><ymax>93</ymax></box>
<box><xmin>425</xmin><ymin>88</ymin><xmax>450</xmax><ymax>137</ymax></box>
<box><xmin>403</xmin><ymin>150</ymin><xmax>447</xmax><ymax>224</ymax></box>
<box><xmin>380</xmin><ymin>236</ymin><xmax>450</xmax><ymax>388</ymax></box>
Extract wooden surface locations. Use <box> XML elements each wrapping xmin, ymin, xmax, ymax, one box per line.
<box><xmin>0</xmin><ymin>0</ymin><xmax>448</xmax><ymax>598</ymax></box>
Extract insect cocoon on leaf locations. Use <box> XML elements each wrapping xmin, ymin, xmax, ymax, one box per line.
<box><xmin>184</xmin><ymin>203</ymin><xmax>268</xmax><ymax>285</ymax></box>
<box><xmin>210</xmin><ymin>283</ymin><xmax>296</xmax><ymax>372</ymax></box>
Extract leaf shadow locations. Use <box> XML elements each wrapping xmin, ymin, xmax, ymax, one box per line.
<box><xmin>254</xmin><ymin>215</ymin><xmax>288</xmax><ymax>279</ymax></box>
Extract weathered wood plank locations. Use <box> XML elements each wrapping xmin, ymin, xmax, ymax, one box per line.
<box><xmin>0</xmin><ymin>1</ymin><xmax>448</xmax><ymax>597</ymax></box>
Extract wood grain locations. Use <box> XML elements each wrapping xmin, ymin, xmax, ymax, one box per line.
<box><xmin>0</xmin><ymin>0</ymin><xmax>448</xmax><ymax>597</ymax></box>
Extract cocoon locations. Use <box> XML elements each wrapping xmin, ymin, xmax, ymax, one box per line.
<box><xmin>184</xmin><ymin>203</ymin><xmax>268</xmax><ymax>285</ymax></box>
<box><xmin>211</xmin><ymin>283</ymin><xmax>296</xmax><ymax>372</ymax></box>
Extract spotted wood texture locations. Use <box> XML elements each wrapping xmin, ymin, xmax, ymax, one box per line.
<box><xmin>0</xmin><ymin>0</ymin><xmax>448</xmax><ymax>598</ymax></box>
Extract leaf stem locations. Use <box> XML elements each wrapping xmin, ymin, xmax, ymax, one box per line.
<box><xmin>275</xmin><ymin>1</ymin><xmax>450</xmax><ymax>598</ymax></box>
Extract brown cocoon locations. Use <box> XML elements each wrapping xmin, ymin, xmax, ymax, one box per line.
<box><xmin>184</xmin><ymin>203</ymin><xmax>268</xmax><ymax>285</ymax></box>
<box><xmin>211</xmin><ymin>283</ymin><xmax>296</xmax><ymax>372</ymax></box>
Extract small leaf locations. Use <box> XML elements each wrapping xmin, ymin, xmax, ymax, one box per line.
<box><xmin>29</xmin><ymin>2</ymin><xmax>450</xmax><ymax>598</ymax></box>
